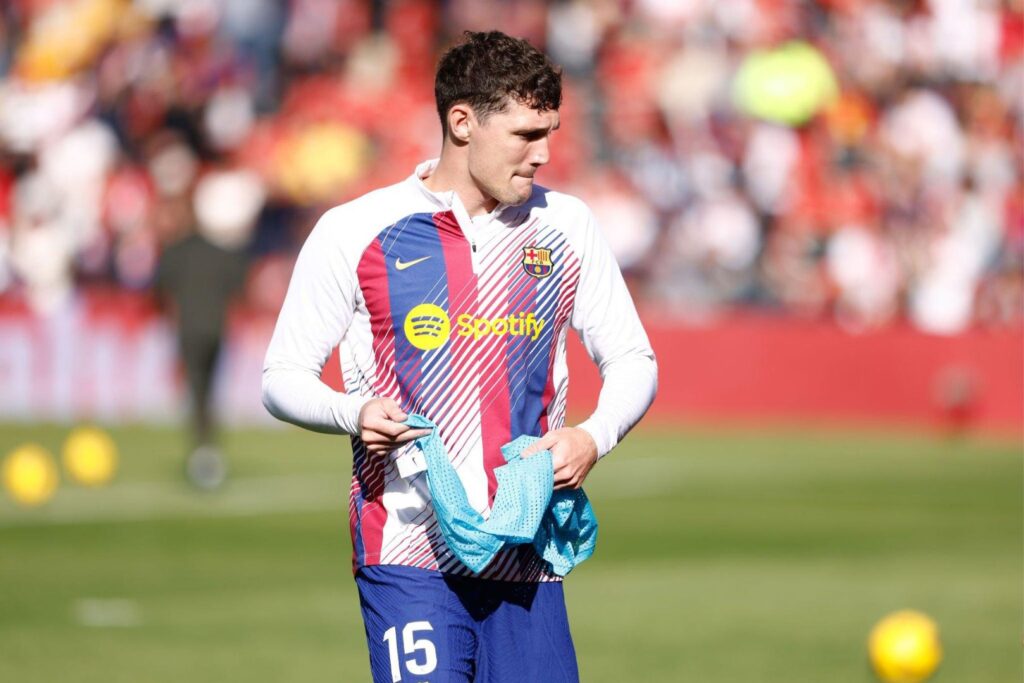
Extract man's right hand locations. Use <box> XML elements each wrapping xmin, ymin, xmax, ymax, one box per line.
<box><xmin>358</xmin><ymin>398</ymin><xmax>431</xmax><ymax>456</ymax></box>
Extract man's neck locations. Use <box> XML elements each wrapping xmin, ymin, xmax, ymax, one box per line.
<box><xmin>422</xmin><ymin>152</ymin><xmax>498</xmax><ymax>217</ymax></box>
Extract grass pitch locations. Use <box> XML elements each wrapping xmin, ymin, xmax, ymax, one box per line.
<box><xmin>0</xmin><ymin>423</ymin><xmax>1019</xmax><ymax>682</ymax></box>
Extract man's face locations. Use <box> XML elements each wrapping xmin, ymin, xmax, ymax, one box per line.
<box><xmin>467</xmin><ymin>98</ymin><xmax>559</xmax><ymax>208</ymax></box>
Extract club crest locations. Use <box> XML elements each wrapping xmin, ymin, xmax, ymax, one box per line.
<box><xmin>522</xmin><ymin>247</ymin><xmax>553</xmax><ymax>279</ymax></box>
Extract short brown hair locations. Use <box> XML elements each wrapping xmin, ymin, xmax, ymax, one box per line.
<box><xmin>434</xmin><ymin>31</ymin><xmax>562</xmax><ymax>136</ymax></box>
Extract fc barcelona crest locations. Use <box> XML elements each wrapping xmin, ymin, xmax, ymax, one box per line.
<box><xmin>522</xmin><ymin>247</ymin><xmax>553</xmax><ymax>279</ymax></box>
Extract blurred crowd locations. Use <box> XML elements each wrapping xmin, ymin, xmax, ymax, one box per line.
<box><xmin>0</xmin><ymin>0</ymin><xmax>1020</xmax><ymax>334</ymax></box>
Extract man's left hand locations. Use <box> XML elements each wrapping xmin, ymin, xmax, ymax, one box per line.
<box><xmin>522</xmin><ymin>428</ymin><xmax>599</xmax><ymax>490</ymax></box>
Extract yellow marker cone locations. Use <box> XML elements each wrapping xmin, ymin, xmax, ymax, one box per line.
<box><xmin>868</xmin><ymin>610</ymin><xmax>943</xmax><ymax>683</ymax></box>
<box><xmin>62</xmin><ymin>426</ymin><xmax>118</xmax><ymax>486</ymax></box>
<box><xmin>3</xmin><ymin>444</ymin><xmax>59</xmax><ymax>506</ymax></box>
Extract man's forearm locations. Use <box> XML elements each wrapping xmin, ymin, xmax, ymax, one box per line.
<box><xmin>261</xmin><ymin>365</ymin><xmax>371</xmax><ymax>435</ymax></box>
<box><xmin>576</xmin><ymin>353</ymin><xmax>658</xmax><ymax>458</ymax></box>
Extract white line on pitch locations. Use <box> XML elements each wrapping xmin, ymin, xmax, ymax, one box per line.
<box><xmin>0</xmin><ymin>474</ymin><xmax>347</xmax><ymax>527</ymax></box>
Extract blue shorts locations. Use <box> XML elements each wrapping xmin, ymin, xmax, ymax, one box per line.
<box><xmin>355</xmin><ymin>565</ymin><xmax>579</xmax><ymax>683</ymax></box>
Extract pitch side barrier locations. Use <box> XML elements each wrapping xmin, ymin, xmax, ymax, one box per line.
<box><xmin>0</xmin><ymin>295</ymin><xmax>1018</xmax><ymax>436</ymax></box>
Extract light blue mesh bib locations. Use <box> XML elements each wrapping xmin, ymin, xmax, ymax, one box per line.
<box><xmin>405</xmin><ymin>414</ymin><xmax>597</xmax><ymax>576</ymax></box>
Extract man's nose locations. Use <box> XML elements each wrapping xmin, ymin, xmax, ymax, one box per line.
<box><xmin>530</xmin><ymin>137</ymin><xmax>550</xmax><ymax>166</ymax></box>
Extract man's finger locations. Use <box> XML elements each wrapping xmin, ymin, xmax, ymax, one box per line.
<box><xmin>522</xmin><ymin>434</ymin><xmax>557</xmax><ymax>457</ymax></box>
<box><xmin>367</xmin><ymin>419</ymin><xmax>412</xmax><ymax>439</ymax></box>
<box><xmin>393</xmin><ymin>428</ymin><xmax>431</xmax><ymax>443</ymax></box>
<box><xmin>362</xmin><ymin>426</ymin><xmax>430</xmax><ymax>447</ymax></box>
<box><xmin>549</xmin><ymin>448</ymin><xmax>568</xmax><ymax>468</ymax></box>
<box><xmin>552</xmin><ymin>470</ymin><xmax>574</xmax><ymax>490</ymax></box>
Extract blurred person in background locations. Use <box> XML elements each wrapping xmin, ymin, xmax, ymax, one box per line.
<box><xmin>262</xmin><ymin>30</ymin><xmax>656</xmax><ymax>682</ymax></box>
<box><xmin>155</xmin><ymin>166</ymin><xmax>260</xmax><ymax>489</ymax></box>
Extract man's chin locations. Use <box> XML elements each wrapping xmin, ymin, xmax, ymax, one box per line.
<box><xmin>504</xmin><ymin>194</ymin><xmax>530</xmax><ymax>207</ymax></box>
<box><xmin>502</xmin><ymin>184</ymin><xmax>533</xmax><ymax>207</ymax></box>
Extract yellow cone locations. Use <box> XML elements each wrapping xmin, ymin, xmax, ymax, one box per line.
<box><xmin>62</xmin><ymin>426</ymin><xmax>118</xmax><ymax>486</ymax></box>
<box><xmin>868</xmin><ymin>610</ymin><xmax>943</xmax><ymax>683</ymax></box>
<box><xmin>2</xmin><ymin>444</ymin><xmax>59</xmax><ymax>506</ymax></box>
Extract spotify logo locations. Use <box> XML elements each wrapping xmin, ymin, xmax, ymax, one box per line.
<box><xmin>403</xmin><ymin>304</ymin><xmax>451</xmax><ymax>351</ymax></box>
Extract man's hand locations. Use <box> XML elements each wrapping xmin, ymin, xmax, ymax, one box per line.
<box><xmin>522</xmin><ymin>427</ymin><xmax>599</xmax><ymax>490</ymax></box>
<box><xmin>358</xmin><ymin>398</ymin><xmax>430</xmax><ymax>456</ymax></box>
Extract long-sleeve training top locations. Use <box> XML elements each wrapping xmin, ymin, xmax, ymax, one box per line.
<box><xmin>262</xmin><ymin>159</ymin><xmax>657</xmax><ymax>582</ymax></box>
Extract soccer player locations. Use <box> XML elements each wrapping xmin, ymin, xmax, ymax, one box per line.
<box><xmin>262</xmin><ymin>31</ymin><xmax>657</xmax><ymax>682</ymax></box>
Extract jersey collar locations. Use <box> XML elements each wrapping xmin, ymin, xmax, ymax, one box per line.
<box><xmin>409</xmin><ymin>159</ymin><xmax>513</xmax><ymax>226</ymax></box>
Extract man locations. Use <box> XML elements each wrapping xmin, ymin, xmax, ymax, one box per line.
<box><xmin>156</xmin><ymin>195</ymin><xmax>250</xmax><ymax>490</ymax></box>
<box><xmin>262</xmin><ymin>31</ymin><xmax>656</xmax><ymax>682</ymax></box>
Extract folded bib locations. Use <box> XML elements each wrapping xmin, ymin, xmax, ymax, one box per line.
<box><xmin>405</xmin><ymin>414</ymin><xmax>597</xmax><ymax>576</ymax></box>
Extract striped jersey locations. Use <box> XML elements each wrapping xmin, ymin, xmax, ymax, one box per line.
<box><xmin>263</xmin><ymin>160</ymin><xmax>657</xmax><ymax>582</ymax></box>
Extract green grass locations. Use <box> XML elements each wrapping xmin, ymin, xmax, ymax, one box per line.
<box><xmin>0</xmin><ymin>423</ymin><xmax>1019</xmax><ymax>682</ymax></box>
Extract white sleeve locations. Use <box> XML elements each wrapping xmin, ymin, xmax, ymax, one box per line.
<box><xmin>570</xmin><ymin>207</ymin><xmax>658</xmax><ymax>458</ymax></box>
<box><xmin>261</xmin><ymin>209</ymin><xmax>372</xmax><ymax>434</ymax></box>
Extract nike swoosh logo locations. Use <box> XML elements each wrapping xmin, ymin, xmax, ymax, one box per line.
<box><xmin>395</xmin><ymin>256</ymin><xmax>431</xmax><ymax>271</ymax></box>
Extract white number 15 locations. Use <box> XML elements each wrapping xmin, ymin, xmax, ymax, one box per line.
<box><xmin>382</xmin><ymin>620</ymin><xmax>437</xmax><ymax>682</ymax></box>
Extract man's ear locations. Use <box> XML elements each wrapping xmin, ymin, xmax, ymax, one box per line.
<box><xmin>447</xmin><ymin>103</ymin><xmax>473</xmax><ymax>143</ymax></box>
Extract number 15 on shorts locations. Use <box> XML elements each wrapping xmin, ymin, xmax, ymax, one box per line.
<box><xmin>382</xmin><ymin>620</ymin><xmax>437</xmax><ymax>682</ymax></box>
